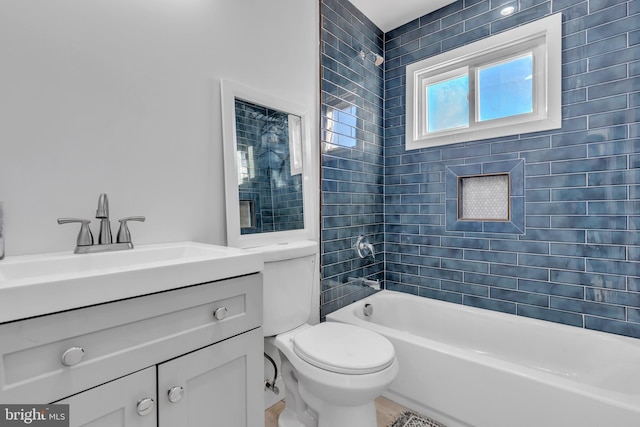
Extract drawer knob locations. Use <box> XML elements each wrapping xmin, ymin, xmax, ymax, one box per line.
<box><xmin>61</xmin><ymin>346</ymin><xmax>85</xmax><ymax>366</ymax></box>
<box><xmin>136</xmin><ymin>398</ymin><xmax>155</xmax><ymax>416</ymax></box>
<box><xmin>167</xmin><ymin>386</ymin><xmax>184</xmax><ymax>403</ymax></box>
<box><xmin>213</xmin><ymin>306</ymin><xmax>228</xmax><ymax>320</ymax></box>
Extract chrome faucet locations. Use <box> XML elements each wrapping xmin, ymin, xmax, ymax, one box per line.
<box><xmin>58</xmin><ymin>193</ymin><xmax>145</xmax><ymax>254</ymax></box>
<box><xmin>96</xmin><ymin>193</ymin><xmax>112</xmax><ymax>245</ymax></box>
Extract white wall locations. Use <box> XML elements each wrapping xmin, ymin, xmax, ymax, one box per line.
<box><xmin>0</xmin><ymin>0</ymin><xmax>319</xmax><ymax>256</ymax></box>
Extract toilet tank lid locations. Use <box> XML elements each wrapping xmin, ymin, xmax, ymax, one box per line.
<box><xmin>247</xmin><ymin>240</ymin><xmax>318</xmax><ymax>262</ymax></box>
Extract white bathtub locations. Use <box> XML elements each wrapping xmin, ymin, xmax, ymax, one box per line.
<box><xmin>326</xmin><ymin>290</ymin><xmax>640</xmax><ymax>427</ymax></box>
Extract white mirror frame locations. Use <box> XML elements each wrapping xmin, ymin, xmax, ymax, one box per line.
<box><xmin>220</xmin><ymin>79</ymin><xmax>315</xmax><ymax>248</ymax></box>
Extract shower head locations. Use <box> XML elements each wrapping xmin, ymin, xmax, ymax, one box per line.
<box><xmin>359</xmin><ymin>49</ymin><xmax>384</xmax><ymax>67</ymax></box>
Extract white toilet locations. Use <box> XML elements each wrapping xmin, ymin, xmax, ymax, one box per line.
<box><xmin>256</xmin><ymin>240</ymin><xmax>399</xmax><ymax>427</ymax></box>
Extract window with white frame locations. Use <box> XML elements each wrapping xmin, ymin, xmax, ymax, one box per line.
<box><xmin>406</xmin><ymin>13</ymin><xmax>562</xmax><ymax>150</ymax></box>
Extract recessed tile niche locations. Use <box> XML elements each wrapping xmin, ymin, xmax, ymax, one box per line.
<box><xmin>459</xmin><ymin>174</ymin><xmax>510</xmax><ymax>221</ymax></box>
<box><xmin>239</xmin><ymin>200</ymin><xmax>255</xmax><ymax>229</ymax></box>
<box><xmin>446</xmin><ymin>159</ymin><xmax>525</xmax><ymax>234</ymax></box>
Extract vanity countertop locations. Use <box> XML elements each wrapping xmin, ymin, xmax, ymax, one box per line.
<box><xmin>0</xmin><ymin>242</ymin><xmax>263</xmax><ymax>324</ymax></box>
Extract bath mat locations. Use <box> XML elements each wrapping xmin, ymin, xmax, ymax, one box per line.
<box><xmin>389</xmin><ymin>410</ymin><xmax>447</xmax><ymax>427</ymax></box>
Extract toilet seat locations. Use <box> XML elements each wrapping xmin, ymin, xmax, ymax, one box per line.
<box><xmin>292</xmin><ymin>322</ymin><xmax>395</xmax><ymax>375</ymax></box>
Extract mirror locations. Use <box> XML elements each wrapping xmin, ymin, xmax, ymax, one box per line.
<box><xmin>221</xmin><ymin>80</ymin><xmax>314</xmax><ymax>248</ymax></box>
<box><xmin>234</xmin><ymin>98</ymin><xmax>304</xmax><ymax>234</ymax></box>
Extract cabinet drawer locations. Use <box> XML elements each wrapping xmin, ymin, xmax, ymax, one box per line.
<box><xmin>0</xmin><ymin>273</ymin><xmax>262</xmax><ymax>404</ymax></box>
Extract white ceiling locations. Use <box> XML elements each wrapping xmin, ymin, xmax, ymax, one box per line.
<box><xmin>349</xmin><ymin>0</ymin><xmax>458</xmax><ymax>33</ymax></box>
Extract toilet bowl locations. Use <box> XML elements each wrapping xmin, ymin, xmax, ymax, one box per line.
<box><xmin>255</xmin><ymin>241</ymin><xmax>398</xmax><ymax>427</ymax></box>
<box><xmin>274</xmin><ymin>323</ymin><xmax>399</xmax><ymax>427</ymax></box>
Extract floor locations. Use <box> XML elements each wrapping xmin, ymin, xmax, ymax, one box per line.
<box><xmin>265</xmin><ymin>396</ymin><xmax>410</xmax><ymax>427</ymax></box>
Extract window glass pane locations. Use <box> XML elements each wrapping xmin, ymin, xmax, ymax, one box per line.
<box><xmin>478</xmin><ymin>54</ymin><xmax>533</xmax><ymax>122</ymax></box>
<box><xmin>427</xmin><ymin>75</ymin><xmax>469</xmax><ymax>133</ymax></box>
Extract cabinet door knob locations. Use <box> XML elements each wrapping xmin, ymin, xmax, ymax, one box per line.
<box><xmin>213</xmin><ymin>306</ymin><xmax>228</xmax><ymax>320</ymax></box>
<box><xmin>61</xmin><ymin>346</ymin><xmax>85</xmax><ymax>366</ymax></box>
<box><xmin>136</xmin><ymin>398</ymin><xmax>155</xmax><ymax>416</ymax></box>
<box><xmin>167</xmin><ymin>386</ymin><xmax>184</xmax><ymax>403</ymax></box>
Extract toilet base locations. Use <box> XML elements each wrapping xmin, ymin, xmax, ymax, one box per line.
<box><xmin>278</xmin><ymin>389</ymin><xmax>378</xmax><ymax>427</ymax></box>
<box><xmin>318</xmin><ymin>402</ymin><xmax>376</xmax><ymax>427</ymax></box>
<box><xmin>277</xmin><ymin>358</ymin><xmax>381</xmax><ymax>427</ymax></box>
<box><xmin>300</xmin><ymin>382</ymin><xmax>377</xmax><ymax>427</ymax></box>
<box><xmin>278</xmin><ymin>410</ymin><xmax>306</xmax><ymax>427</ymax></box>
<box><xmin>278</xmin><ymin>359</ymin><xmax>317</xmax><ymax>427</ymax></box>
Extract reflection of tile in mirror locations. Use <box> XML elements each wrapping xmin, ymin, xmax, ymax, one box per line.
<box><xmin>239</xmin><ymin>200</ymin><xmax>254</xmax><ymax>228</ymax></box>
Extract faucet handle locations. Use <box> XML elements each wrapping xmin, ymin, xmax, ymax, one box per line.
<box><xmin>57</xmin><ymin>218</ymin><xmax>94</xmax><ymax>247</ymax></box>
<box><xmin>355</xmin><ymin>235</ymin><xmax>375</xmax><ymax>260</ymax></box>
<box><xmin>116</xmin><ymin>216</ymin><xmax>145</xmax><ymax>244</ymax></box>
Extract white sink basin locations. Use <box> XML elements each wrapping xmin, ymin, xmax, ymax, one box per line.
<box><xmin>0</xmin><ymin>243</ymin><xmax>238</xmax><ymax>281</ymax></box>
<box><xmin>0</xmin><ymin>242</ymin><xmax>263</xmax><ymax>323</ymax></box>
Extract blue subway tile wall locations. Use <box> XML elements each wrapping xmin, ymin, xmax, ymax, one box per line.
<box><xmin>383</xmin><ymin>0</ymin><xmax>640</xmax><ymax>338</ymax></box>
<box><xmin>320</xmin><ymin>0</ymin><xmax>385</xmax><ymax>319</ymax></box>
<box><xmin>320</xmin><ymin>0</ymin><xmax>640</xmax><ymax>339</ymax></box>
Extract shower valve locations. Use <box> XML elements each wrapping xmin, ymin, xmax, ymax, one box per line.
<box><xmin>355</xmin><ymin>235</ymin><xmax>375</xmax><ymax>260</ymax></box>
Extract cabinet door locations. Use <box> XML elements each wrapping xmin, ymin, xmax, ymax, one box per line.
<box><xmin>158</xmin><ymin>327</ymin><xmax>263</xmax><ymax>427</ymax></box>
<box><xmin>55</xmin><ymin>367</ymin><xmax>157</xmax><ymax>427</ymax></box>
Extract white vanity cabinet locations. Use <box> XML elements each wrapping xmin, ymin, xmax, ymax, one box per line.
<box><xmin>157</xmin><ymin>328</ymin><xmax>262</xmax><ymax>426</ymax></box>
<box><xmin>0</xmin><ymin>272</ymin><xmax>263</xmax><ymax>427</ymax></box>
<box><xmin>55</xmin><ymin>367</ymin><xmax>158</xmax><ymax>427</ymax></box>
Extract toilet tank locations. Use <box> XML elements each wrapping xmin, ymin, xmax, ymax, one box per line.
<box><xmin>251</xmin><ymin>241</ymin><xmax>318</xmax><ymax>337</ymax></box>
